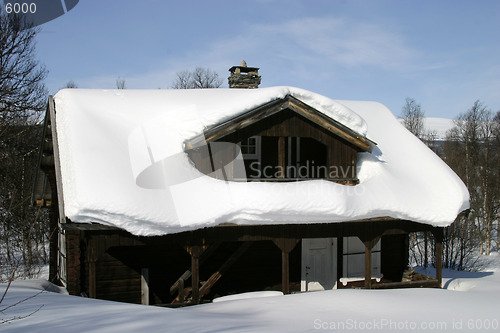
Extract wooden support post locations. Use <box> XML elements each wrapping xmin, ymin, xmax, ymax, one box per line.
<box><xmin>360</xmin><ymin>236</ymin><xmax>380</xmax><ymax>290</ymax></box>
<box><xmin>185</xmin><ymin>245</ymin><xmax>207</xmax><ymax>305</ymax></box>
<box><xmin>278</xmin><ymin>137</ymin><xmax>286</xmax><ymax>179</ymax></box>
<box><xmin>364</xmin><ymin>245</ymin><xmax>372</xmax><ymax>289</ymax></box>
<box><xmin>191</xmin><ymin>251</ymin><xmax>200</xmax><ymax>304</ymax></box>
<box><xmin>273</xmin><ymin>238</ymin><xmax>299</xmax><ymax>294</ymax></box>
<box><xmin>170</xmin><ymin>243</ymin><xmax>220</xmax><ymax>295</ymax></box>
<box><xmin>141</xmin><ymin>268</ymin><xmax>149</xmax><ymax>305</ymax></box>
<box><xmin>282</xmin><ymin>250</ymin><xmax>290</xmax><ymax>294</ymax></box>
<box><xmin>337</xmin><ymin>237</ymin><xmax>344</xmax><ymax>283</ymax></box>
<box><xmin>434</xmin><ymin>228</ymin><xmax>443</xmax><ymax>288</ymax></box>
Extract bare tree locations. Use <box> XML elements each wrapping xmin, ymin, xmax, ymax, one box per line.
<box><xmin>65</xmin><ymin>80</ymin><xmax>78</xmax><ymax>88</ymax></box>
<box><xmin>116</xmin><ymin>77</ymin><xmax>126</xmax><ymax>89</ymax></box>
<box><xmin>172</xmin><ymin>70</ymin><xmax>193</xmax><ymax>89</ymax></box>
<box><xmin>0</xmin><ymin>14</ymin><xmax>47</xmax><ymax>126</ymax></box>
<box><xmin>0</xmin><ymin>13</ymin><xmax>49</xmax><ymax>281</ymax></box>
<box><xmin>171</xmin><ymin>67</ymin><xmax>222</xmax><ymax>89</ymax></box>
<box><xmin>444</xmin><ymin>101</ymin><xmax>499</xmax><ymax>264</ymax></box>
<box><xmin>400</xmin><ymin>97</ymin><xmax>425</xmax><ymax>139</ymax></box>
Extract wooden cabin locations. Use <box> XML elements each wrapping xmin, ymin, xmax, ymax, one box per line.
<box><xmin>33</xmin><ymin>63</ymin><xmax>469</xmax><ymax>305</ymax></box>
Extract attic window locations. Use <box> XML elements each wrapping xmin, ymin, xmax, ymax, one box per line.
<box><xmin>241</xmin><ymin>136</ymin><xmax>260</xmax><ymax>158</ymax></box>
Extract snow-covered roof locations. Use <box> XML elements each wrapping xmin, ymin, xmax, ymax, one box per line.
<box><xmin>53</xmin><ymin>87</ymin><xmax>469</xmax><ymax>236</ymax></box>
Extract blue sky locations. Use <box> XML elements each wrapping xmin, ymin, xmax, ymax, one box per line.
<box><xmin>30</xmin><ymin>0</ymin><xmax>500</xmax><ymax>118</ymax></box>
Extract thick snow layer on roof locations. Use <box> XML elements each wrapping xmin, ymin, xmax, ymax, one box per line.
<box><xmin>53</xmin><ymin>87</ymin><xmax>469</xmax><ymax>235</ymax></box>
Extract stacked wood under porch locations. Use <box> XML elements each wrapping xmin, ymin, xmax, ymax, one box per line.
<box><xmin>59</xmin><ymin>220</ymin><xmax>444</xmax><ymax>306</ymax></box>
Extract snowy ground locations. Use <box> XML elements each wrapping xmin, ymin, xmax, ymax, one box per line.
<box><xmin>2</xmin><ymin>253</ymin><xmax>500</xmax><ymax>332</ymax></box>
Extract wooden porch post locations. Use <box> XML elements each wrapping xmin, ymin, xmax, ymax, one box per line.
<box><xmin>337</xmin><ymin>237</ymin><xmax>344</xmax><ymax>283</ymax></box>
<box><xmin>364</xmin><ymin>245</ymin><xmax>372</xmax><ymax>289</ymax></box>
<box><xmin>361</xmin><ymin>236</ymin><xmax>380</xmax><ymax>290</ymax></box>
<box><xmin>433</xmin><ymin>228</ymin><xmax>444</xmax><ymax>288</ymax></box>
<box><xmin>191</xmin><ymin>253</ymin><xmax>200</xmax><ymax>304</ymax></box>
<box><xmin>273</xmin><ymin>238</ymin><xmax>299</xmax><ymax>294</ymax></box>
<box><xmin>185</xmin><ymin>245</ymin><xmax>207</xmax><ymax>304</ymax></box>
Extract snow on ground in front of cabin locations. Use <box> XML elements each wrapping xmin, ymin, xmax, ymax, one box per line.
<box><xmin>2</xmin><ymin>253</ymin><xmax>500</xmax><ymax>332</ymax></box>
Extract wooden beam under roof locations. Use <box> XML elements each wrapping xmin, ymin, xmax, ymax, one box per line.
<box><xmin>185</xmin><ymin>95</ymin><xmax>376</xmax><ymax>152</ymax></box>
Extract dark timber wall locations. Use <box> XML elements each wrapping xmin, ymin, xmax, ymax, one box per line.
<box><xmin>188</xmin><ymin>110</ymin><xmax>359</xmax><ymax>180</ymax></box>
<box><xmin>69</xmin><ymin>224</ymin><xmax>415</xmax><ymax>305</ymax></box>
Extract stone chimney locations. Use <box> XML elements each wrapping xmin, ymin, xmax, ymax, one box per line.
<box><xmin>228</xmin><ymin>60</ymin><xmax>261</xmax><ymax>88</ymax></box>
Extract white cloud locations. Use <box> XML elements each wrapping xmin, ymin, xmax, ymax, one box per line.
<box><xmin>205</xmin><ymin>17</ymin><xmax>417</xmax><ymax>71</ymax></box>
<box><xmin>72</xmin><ymin>16</ymin><xmax>419</xmax><ymax>90</ymax></box>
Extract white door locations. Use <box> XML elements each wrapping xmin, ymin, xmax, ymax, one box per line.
<box><xmin>301</xmin><ymin>238</ymin><xmax>337</xmax><ymax>291</ymax></box>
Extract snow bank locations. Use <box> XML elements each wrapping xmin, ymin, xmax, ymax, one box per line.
<box><xmin>2</xmin><ymin>263</ymin><xmax>500</xmax><ymax>332</ymax></box>
<box><xmin>53</xmin><ymin>87</ymin><xmax>469</xmax><ymax>236</ymax></box>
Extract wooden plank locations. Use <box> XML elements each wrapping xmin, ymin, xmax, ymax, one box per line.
<box><xmin>198</xmin><ymin>242</ymin><xmax>252</xmax><ymax>298</ymax></box>
<box><xmin>370</xmin><ymin>279</ymin><xmax>441</xmax><ymax>289</ymax></box>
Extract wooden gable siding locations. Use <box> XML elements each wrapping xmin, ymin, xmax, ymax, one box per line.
<box><xmin>187</xmin><ymin>109</ymin><xmax>359</xmax><ymax>181</ymax></box>
<box><xmin>187</xmin><ymin>95</ymin><xmax>376</xmax><ymax>153</ymax></box>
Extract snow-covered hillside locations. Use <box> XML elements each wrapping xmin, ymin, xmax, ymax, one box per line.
<box><xmin>399</xmin><ymin>117</ymin><xmax>455</xmax><ymax>140</ymax></box>
<box><xmin>2</xmin><ymin>253</ymin><xmax>500</xmax><ymax>332</ymax></box>
<box><xmin>424</xmin><ymin>117</ymin><xmax>455</xmax><ymax>140</ymax></box>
